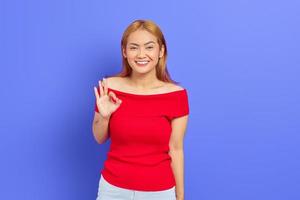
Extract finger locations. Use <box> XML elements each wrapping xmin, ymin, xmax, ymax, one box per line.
<box><xmin>108</xmin><ymin>91</ymin><xmax>117</xmax><ymax>103</ymax></box>
<box><xmin>94</xmin><ymin>86</ymin><xmax>100</xmax><ymax>100</ymax></box>
<box><xmin>103</xmin><ymin>78</ymin><xmax>108</xmax><ymax>95</ymax></box>
<box><xmin>99</xmin><ymin>80</ymin><xmax>104</xmax><ymax>97</ymax></box>
<box><xmin>109</xmin><ymin>91</ymin><xmax>122</xmax><ymax>104</ymax></box>
<box><xmin>101</xmin><ymin>79</ymin><xmax>107</xmax><ymax>95</ymax></box>
<box><xmin>116</xmin><ymin>98</ymin><xmax>122</xmax><ymax>104</ymax></box>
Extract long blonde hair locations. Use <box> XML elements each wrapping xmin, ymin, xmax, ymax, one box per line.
<box><xmin>112</xmin><ymin>19</ymin><xmax>178</xmax><ymax>84</ymax></box>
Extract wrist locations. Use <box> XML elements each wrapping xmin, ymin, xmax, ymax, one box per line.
<box><xmin>176</xmin><ymin>193</ymin><xmax>184</xmax><ymax>200</ymax></box>
<box><xmin>99</xmin><ymin>113</ymin><xmax>111</xmax><ymax>121</ymax></box>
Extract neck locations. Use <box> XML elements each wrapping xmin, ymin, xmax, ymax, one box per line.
<box><xmin>128</xmin><ymin>70</ymin><xmax>162</xmax><ymax>90</ymax></box>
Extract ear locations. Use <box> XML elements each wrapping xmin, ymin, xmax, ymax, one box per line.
<box><xmin>159</xmin><ymin>45</ymin><xmax>165</xmax><ymax>58</ymax></box>
<box><xmin>122</xmin><ymin>47</ymin><xmax>127</xmax><ymax>58</ymax></box>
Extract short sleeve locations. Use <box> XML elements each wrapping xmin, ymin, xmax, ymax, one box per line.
<box><xmin>170</xmin><ymin>89</ymin><xmax>189</xmax><ymax>119</ymax></box>
<box><xmin>94</xmin><ymin>86</ymin><xmax>100</xmax><ymax>113</ymax></box>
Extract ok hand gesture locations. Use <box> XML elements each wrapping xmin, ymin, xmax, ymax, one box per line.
<box><xmin>94</xmin><ymin>78</ymin><xmax>122</xmax><ymax>119</ymax></box>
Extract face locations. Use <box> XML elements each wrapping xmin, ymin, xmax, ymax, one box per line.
<box><xmin>122</xmin><ymin>29</ymin><xmax>164</xmax><ymax>75</ymax></box>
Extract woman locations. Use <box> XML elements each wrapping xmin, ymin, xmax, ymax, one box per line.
<box><xmin>93</xmin><ymin>19</ymin><xmax>189</xmax><ymax>200</ymax></box>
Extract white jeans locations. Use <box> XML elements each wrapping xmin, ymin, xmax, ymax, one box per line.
<box><xmin>96</xmin><ymin>174</ymin><xmax>176</xmax><ymax>200</ymax></box>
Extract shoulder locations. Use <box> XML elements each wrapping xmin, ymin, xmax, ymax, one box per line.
<box><xmin>105</xmin><ymin>76</ymin><xmax>123</xmax><ymax>82</ymax></box>
<box><xmin>104</xmin><ymin>76</ymin><xmax>126</xmax><ymax>90</ymax></box>
<box><xmin>103</xmin><ymin>76</ymin><xmax>186</xmax><ymax>93</ymax></box>
<box><xmin>165</xmin><ymin>83</ymin><xmax>185</xmax><ymax>93</ymax></box>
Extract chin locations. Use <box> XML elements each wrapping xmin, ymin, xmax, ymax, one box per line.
<box><xmin>133</xmin><ymin>68</ymin><xmax>152</xmax><ymax>74</ymax></box>
<box><xmin>130</xmin><ymin>64</ymin><xmax>155</xmax><ymax>74</ymax></box>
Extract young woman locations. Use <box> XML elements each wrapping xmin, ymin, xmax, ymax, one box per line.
<box><xmin>93</xmin><ymin>19</ymin><xmax>189</xmax><ymax>200</ymax></box>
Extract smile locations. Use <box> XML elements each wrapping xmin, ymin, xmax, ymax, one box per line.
<box><xmin>135</xmin><ymin>61</ymin><xmax>150</xmax><ymax>66</ymax></box>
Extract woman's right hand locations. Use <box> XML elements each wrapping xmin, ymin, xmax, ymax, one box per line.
<box><xmin>93</xmin><ymin>78</ymin><xmax>122</xmax><ymax>119</ymax></box>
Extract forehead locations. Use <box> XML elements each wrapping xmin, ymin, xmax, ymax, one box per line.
<box><xmin>127</xmin><ymin>29</ymin><xmax>158</xmax><ymax>44</ymax></box>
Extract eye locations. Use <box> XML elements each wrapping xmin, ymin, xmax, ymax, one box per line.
<box><xmin>146</xmin><ymin>46</ymin><xmax>154</xmax><ymax>49</ymax></box>
<box><xmin>129</xmin><ymin>47</ymin><xmax>137</xmax><ymax>50</ymax></box>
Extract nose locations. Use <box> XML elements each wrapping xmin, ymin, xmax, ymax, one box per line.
<box><xmin>137</xmin><ymin>48</ymin><xmax>146</xmax><ymax>58</ymax></box>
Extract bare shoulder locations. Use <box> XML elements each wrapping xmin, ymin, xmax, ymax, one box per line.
<box><xmin>165</xmin><ymin>83</ymin><xmax>185</xmax><ymax>92</ymax></box>
<box><xmin>105</xmin><ymin>76</ymin><xmax>126</xmax><ymax>90</ymax></box>
<box><xmin>103</xmin><ymin>77</ymin><xmax>185</xmax><ymax>93</ymax></box>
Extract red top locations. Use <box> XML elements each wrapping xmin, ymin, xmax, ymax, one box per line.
<box><xmin>94</xmin><ymin>87</ymin><xmax>189</xmax><ymax>191</ymax></box>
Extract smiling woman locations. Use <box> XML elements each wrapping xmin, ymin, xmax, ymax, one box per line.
<box><xmin>118</xmin><ymin>19</ymin><xmax>174</xmax><ymax>84</ymax></box>
<box><xmin>127</xmin><ymin>40</ymin><xmax>158</xmax><ymax>67</ymax></box>
<box><xmin>93</xmin><ymin>19</ymin><xmax>189</xmax><ymax>200</ymax></box>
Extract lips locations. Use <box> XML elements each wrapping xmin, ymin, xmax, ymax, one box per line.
<box><xmin>135</xmin><ymin>60</ymin><xmax>150</xmax><ymax>66</ymax></box>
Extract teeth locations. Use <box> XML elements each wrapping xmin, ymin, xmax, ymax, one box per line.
<box><xmin>136</xmin><ymin>61</ymin><xmax>149</xmax><ymax>64</ymax></box>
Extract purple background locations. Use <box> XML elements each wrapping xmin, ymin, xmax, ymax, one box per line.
<box><xmin>0</xmin><ymin>0</ymin><xmax>299</xmax><ymax>199</ymax></box>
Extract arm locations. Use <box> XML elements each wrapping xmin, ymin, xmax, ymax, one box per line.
<box><xmin>92</xmin><ymin>111</ymin><xmax>110</xmax><ymax>144</ymax></box>
<box><xmin>168</xmin><ymin>115</ymin><xmax>189</xmax><ymax>200</ymax></box>
<box><xmin>92</xmin><ymin>77</ymin><xmax>121</xmax><ymax>144</ymax></box>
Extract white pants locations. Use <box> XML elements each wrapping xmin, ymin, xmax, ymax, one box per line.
<box><xmin>96</xmin><ymin>174</ymin><xmax>176</xmax><ymax>200</ymax></box>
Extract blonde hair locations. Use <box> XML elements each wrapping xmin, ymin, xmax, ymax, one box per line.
<box><xmin>112</xmin><ymin>19</ymin><xmax>178</xmax><ymax>84</ymax></box>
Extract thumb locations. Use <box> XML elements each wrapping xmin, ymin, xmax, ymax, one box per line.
<box><xmin>108</xmin><ymin>91</ymin><xmax>121</xmax><ymax>104</ymax></box>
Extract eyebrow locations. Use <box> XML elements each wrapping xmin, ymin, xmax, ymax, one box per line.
<box><xmin>128</xmin><ymin>41</ymin><xmax>155</xmax><ymax>46</ymax></box>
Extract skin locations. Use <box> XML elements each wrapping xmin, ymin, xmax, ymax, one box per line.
<box><xmin>93</xmin><ymin>29</ymin><xmax>188</xmax><ymax>200</ymax></box>
<box><xmin>122</xmin><ymin>28</ymin><xmax>165</xmax><ymax>90</ymax></box>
